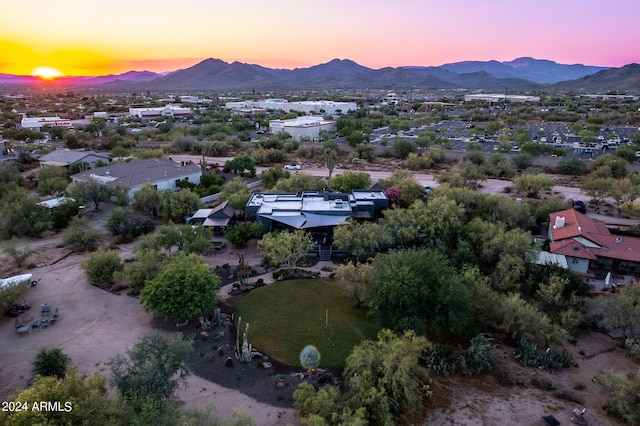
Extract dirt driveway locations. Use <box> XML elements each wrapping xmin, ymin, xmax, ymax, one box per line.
<box><xmin>0</xmin><ymin>232</ymin><xmax>297</xmax><ymax>425</ymax></box>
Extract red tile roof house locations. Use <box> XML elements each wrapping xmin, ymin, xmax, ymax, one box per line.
<box><xmin>548</xmin><ymin>208</ymin><xmax>640</xmax><ymax>275</ymax></box>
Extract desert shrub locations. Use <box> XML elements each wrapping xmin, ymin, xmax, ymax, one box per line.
<box><xmin>554</xmin><ymin>389</ymin><xmax>584</xmax><ymax>404</ymax></box>
<box><xmin>594</xmin><ymin>369</ymin><xmax>640</xmax><ymax>424</ymax></box>
<box><xmin>354</xmin><ymin>144</ymin><xmax>376</xmax><ymax>162</ymax></box>
<box><xmin>62</xmin><ymin>216</ymin><xmax>103</xmax><ymax>252</ymax></box>
<box><xmin>456</xmin><ymin>333</ymin><xmax>498</xmax><ymax>375</ymax></box>
<box><xmin>32</xmin><ymin>347</ymin><xmax>70</xmax><ymax>379</ymax></box>
<box><xmin>556</xmin><ymin>157</ymin><xmax>585</xmax><ymax>175</ymax></box>
<box><xmin>296</xmin><ymin>145</ymin><xmax>316</xmax><ymax>158</ymax></box>
<box><xmin>81</xmin><ymin>249</ymin><xmax>123</xmax><ymax>286</ymax></box>
<box><xmin>405</xmin><ymin>152</ymin><xmax>433</xmax><ymax>170</ymax></box>
<box><xmin>625</xmin><ymin>336</ymin><xmax>640</xmax><ymax>358</ymax></box>
<box><xmin>282</xmin><ymin>140</ymin><xmax>299</xmax><ymax>152</ymax></box>
<box><xmin>531</xmin><ymin>377</ymin><xmax>555</xmax><ymax>391</ymax></box>
<box><xmin>106</xmin><ymin>208</ymin><xmax>156</xmax><ymax>243</ymax></box>
<box><xmin>201</xmin><ymin>141</ymin><xmax>231</xmax><ymax>156</ymax></box>
<box><xmin>514</xmin><ymin>338</ymin><xmax>574</xmax><ymax>372</ymax></box>
<box><xmin>421</xmin><ymin>344</ymin><xmax>456</xmax><ymax>376</ymax></box>
<box><xmin>250</xmin><ymin>148</ymin><xmax>287</xmax><ymax>165</ymax></box>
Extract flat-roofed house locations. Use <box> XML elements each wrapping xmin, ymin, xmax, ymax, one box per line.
<box><xmin>245</xmin><ymin>190</ymin><xmax>389</xmax><ymax>231</ymax></box>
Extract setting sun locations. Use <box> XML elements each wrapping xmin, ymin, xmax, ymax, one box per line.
<box><xmin>31</xmin><ymin>66</ymin><xmax>64</xmax><ymax>79</ymax></box>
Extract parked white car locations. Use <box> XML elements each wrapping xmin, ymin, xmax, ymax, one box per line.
<box><xmin>284</xmin><ymin>163</ymin><xmax>302</xmax><ymax>170</ymax></box>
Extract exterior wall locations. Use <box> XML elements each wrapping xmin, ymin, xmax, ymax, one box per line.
<box><xmin>270</xmin><ymin>119</ymin><xmax>336</xmax><ymax>142</ymax></box>
<box><xmin>566</xmin><ymin>256</ymin><xmax>590</xmax><ymax>274</ymax></box>
<box><xmin>126</xmin><ymin>171</ymin><xmax>201</xmax><ymax>201</ymax></box>
<box><xmin>21</xmin><ymin>117</ymin><xmax>73</xmax><ymax>130</ymax></box>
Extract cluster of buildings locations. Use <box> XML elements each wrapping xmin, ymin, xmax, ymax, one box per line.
<box><xmin>225</xmin><ymin>99</ymin><xmax>356</xmax><ymax>115</ymax></box>
<box><xmin>128</xmin><ymin>104</ymin><xmax>192</xmax><ymax>119</ymax></box>
<box><xmin>463</xmin><ymin>94</ymin><xmax>541</xmax><ymax>103</ymax></box>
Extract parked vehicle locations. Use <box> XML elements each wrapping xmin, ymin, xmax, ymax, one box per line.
<box><xmin>571</xmin><ymin>199</ymin><xmax>587</xmax><ymax>214</ymax></box>
<box><xmin>284</xmin><ymin>163</ymin><xmax>301</xmax><ymax>170</ymax></box>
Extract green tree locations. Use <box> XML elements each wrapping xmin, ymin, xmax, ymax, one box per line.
<box><xmin>607</xmin><ymin>177</ymin><xmax>640</xmax><ymax>214</ymax></box>
<box><xmin>109</xmin><ymin>331</ymin><xmax>193</xmax><ymax>411</ymax></box>
<box><xmin>133</xmin><ymin>183</ymin><xmax>162</xmax><ymax>216</ymax></box>
<box><xmin>81</xmin><ymin>249</ymin><xmax>123</xmax><ymax>286</ymax></box>
<box><xmin>259</xmin><ymin>166</ymin><xmax>290</xmax><ymax>189</ymax></box>
<box><xmin>140</xmin><ymin>253</ymin><xmax>221</xmax><ymax>321</ymax></box>
<box><xmin>496</xmin><ymin>292</ymin><xmax>563</xmax><ymax>343</ymax></box>
<box><xmin>594</xmin><ymin>368</ymin><xmax>640</xmax><ymax>424</ymax></box>
<box><xmin>155</xmin><ymin>224</ymin><xmax>213</xmax><ymax>254</ymax></box>
<box><xmin>160</xmin><ymin>188</ymin><xmax>201</xmax><ymax>222</ymax></box>
<box><xmin>121</xmin><ymin>248</ymin><xmax>166</xmax><ymax>291</ymax></box>
<box><xmin>0</xmin><ymin>161</ymin><xmax>24</xmax><ymax>189</ymax></box>
<box><xmin>392</xmin><ymin>138</ymin><xmax>415</xmax><ymax>158</ymax></box>
<box><xmin>257</xmin><ymin>229</ymin><xmax>314</xmax><ymax>268</ymax></box>
<box><xmin>106</xmin><ymin>207</ymin><xmax>155</xmax><ymax>243</ymax></box>
<box><xmin>220</xmin><ymin>178</ymin><xmax>252</xmax><ymax>211</ymax></box>
<box><xmin>556</xmin><ymin>157</ymin><xmax>585</xmax><ymax>175</ymax></box>
<box><xmin>591</xmin><ymin>153</ymin><xmax>627</xmax><ymax>179</ymax></box>
<box><xmin>32</xmin><ymin>347</ymin><xmax>70</xmax><ymax>379</ymax></box>
<box><xmin>343</xmin><ymin>330</ymin><xmax>431</xmax><ymax>424</ymax></box>
<box><xmin>110</xmin><ymin>145</ymin><xmax>130</xmax><ymax>160</ymax></box>
<box><xmin>34</xmin><ymin>166</ymin><xmax>68</xmax><ymax>197</ymax></box>
<box><xmin>335</xmin><ymin>261</ymin><xmax>374</xmax><ymax>306</ymax></box>
<box><xmin>591</xmin><ymin>286</ymin><xmax>640</xmax><ymax>341</ymax></box>
<box><xmin>333</xmin><ymin>220</ymin><xmax>392</xmax><ymax>260</ymax></box>
<box><xmin>0</xmin><ymin>367</ymin><xmax>117</xmax><ymax>426</ymax></box>
<box><xmin>329</xmin><ymin>171</ymin><xmax>370</xmax><ymax>192</ymax></box>
<box><xmin>225</xmin><ymin>154</ymin><xmax>256</xmax><ymax>177</ymax></box>
<box><xmin>368</xmin><ymin>249</ymin><xmax>473</xmax><ymax>338</ymax></box>
<box><xmin>69</xmin><ymin>179</ymin><xmax>112</xmax><ymax>211</ymax></box>
<box><xmin>582</xmin><ymin>176</ymin><xmax>614</xmax><ymax>205</ymax></box>
<box><xmin>0</xmin><ymin>187</ymin><xmax>52</xmax><ymax>238</ymax></box>
<box><xmin>224</xmin><ymin>222</ymin><xmax>266</xmax><ymax>247</ymax></box>
<box><xmin>513</xmin><ymin>173</ymin><xmax>554</xmax><ymax>198</ymax></box>
<box><xmin>62</xmin><ymin>216</ymin><xmax>103</xmax><ymax>252</ymax></box>
<box><xmin>273</xmin><ymin>172</ymin><xmax>327</xmax><ymax>194</ymax></box>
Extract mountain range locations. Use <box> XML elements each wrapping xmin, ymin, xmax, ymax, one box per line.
<box><xmin>1</xmin><ymin>57</ymin><xmax>639</xmax><ymax>93</ymax></box>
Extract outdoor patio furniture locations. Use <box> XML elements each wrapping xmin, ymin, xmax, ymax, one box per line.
<box><xmin>542</xmin><ymin>415</ymin><xmax>561</xmax><ymax>426</ymax></box>
<box><xmin>14</xmin><ymin>319</ymin><xmax>30</xmax><ymax>337</ymax></box>
<box><xmin>41</xmin><ymin>303</ymin><xmax>51</xmax><ymax>317</ymax></box>
<box><xmin>31</xmin><ymin>319</ymin><xmax>49</xmax><ymax>329</ymax></box>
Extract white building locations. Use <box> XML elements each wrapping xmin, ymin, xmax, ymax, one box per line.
<box><xmin>128</xmin><ymin>104</ymin><xmax>192</xmax><ymax>119</ymax></box>
<box><xmin>464</xmin><ymin>94</ymin><xmax>540</xmax><ymax>103</ymax></box>
<box><xmin>225</xmin><ymin>99</ymin><xmax>356</xmax><ymax>115</ymax></box>
<box><xmin>269</xmin><ymin>117</ymin><xmax>336</xmax><ymax>142</ymax></box>
<box><xmin>21</xmin><ymin>117</ymin><xmax>73</xmax><ymax>131</ymax></box>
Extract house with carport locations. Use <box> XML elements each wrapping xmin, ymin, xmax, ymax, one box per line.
<box><xmin>70</xmin><ymin>158</ymin><xmax>201</xmax><ymax>202</ymax></box>
<box><xmin>39</xmin><ymin>150</ymin><xmax>110</xmax><ymax>171</ymax></box>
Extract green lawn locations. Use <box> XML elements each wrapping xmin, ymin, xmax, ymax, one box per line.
<box><xmin>235</xmin><ymin>279</ymin><xmax>380</xmax><ymax>367</ymax></box>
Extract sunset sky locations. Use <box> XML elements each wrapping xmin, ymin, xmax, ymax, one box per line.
<box><xmin>2</xmin><ymin>0</ymin><xmax>639</xmax><ymax>77</ymax></box>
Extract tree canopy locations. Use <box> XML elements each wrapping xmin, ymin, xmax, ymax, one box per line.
<box><xmin>140</xmin><ymin>253</ymin><xmax>221</xmax><ymax>320</ymax></box>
